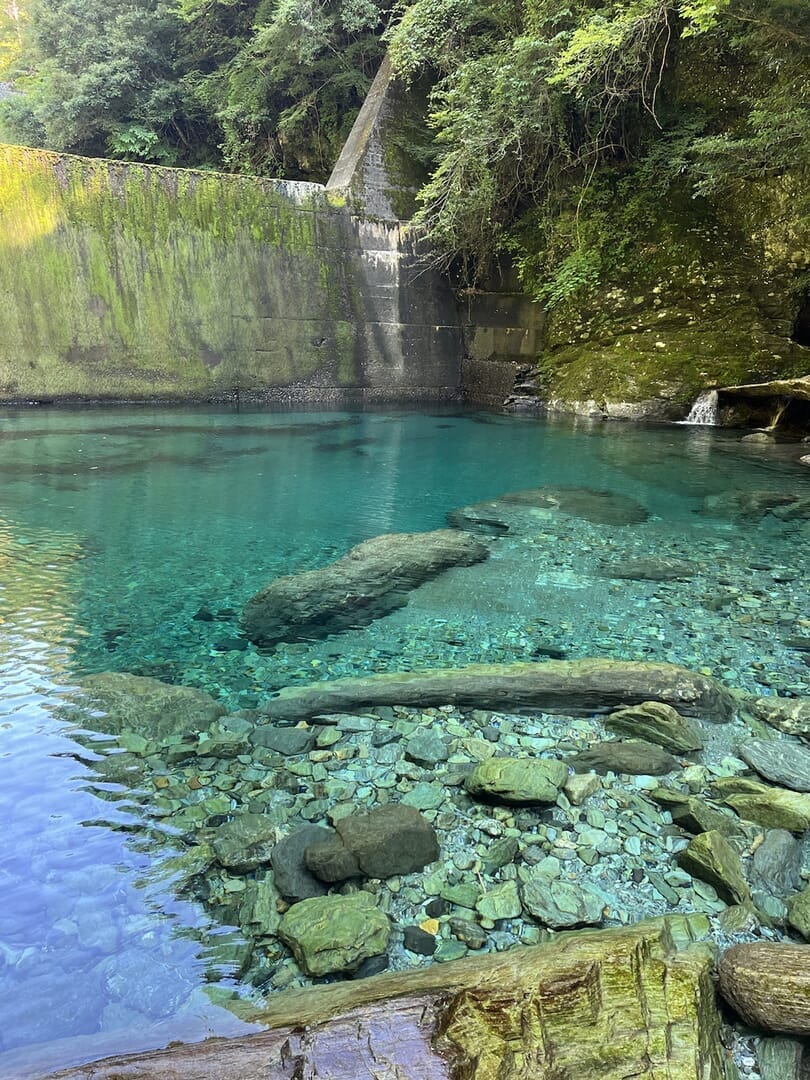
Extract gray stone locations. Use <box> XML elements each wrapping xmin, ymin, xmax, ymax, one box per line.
<box><xmin>334</xmin><ymin>804</ymin><xmax>440</xmax><ymax>879</ymax></box>
<box><xmin>250</xmin><ymin>725</ymin><xmax>316</xmax><ymax>756</ymax></box>
<box><xmin>449</xmin><ymin>486</ymin><xmax>649</xmax><ymax>529</ymax></box>
<box><xmin>571</xmin><ymin>740</ymin><xmax>681</xmax><ymax>776</ymax></box>
<box><xmin>242</xmin><ymin>530</ymin><xmax>488</xmax><ymax>646</ymax></box>
<box><xmin>738</xmin><ymin>737</ymin><xmax>810</xmax><ymax>792</ymax></box>
<box><xmin>277</xmin><ymin>892</ymin><xmax>390</xmax><ymax>977</ymax></box>
<box><xmin>475</xmin><ymin>881</ymin><xmax>522</xmax><ymax>922</ymax></box>
<box><xmin>521</xmin><ymin>875</ymin><xmax>607</xmax><ymax>928</ymax></box>
<box><xmin>211</xmin><ymin>814</ymin><xmax>281</xmax><ymax>873</ymax></box>
<box><xmin>404</xmin><ymin>733</ymin><xmax>449</xmax><ymax>767</ymax></box>
<box><xmin>482</xmin><ymin>835</ymin><xmax>519</xmax><ymax>873</ymax></box>
<box><xmin>304</xmin><ymin>836</ymin><xmax>362</xmax><ymax>883</ymax></box>
<box><xmin>449</xmin><ymin>917</ymin><xmax>487</xmax><ymax>949</ymax></box>
<box><xmin>750</xmin><ymin>829</ymin><xmax>803</xmax><ymax>897</ymax></box>
<box><xmin>400</xmin><ymin>781</ymin><xmax>445</xmax><ymax>810</ymax></box>
<box><xmin>605</xmin><ymin>701</ymin><xmax>703</xmax><ymax>753</ymax></box>
<box><xmin>564</xmin><ymin>772</ymin><xmax>601</xmax><ymax>805</ymax></box>
<box><xmin>465</xmin><ymin>757</ymin><xmax>568</xmax><ymax>804</ymax></box>
<box><xmin>270</xmin><ymin>825</ymin><xmax>333</xmax><ymax>900</ymax></box>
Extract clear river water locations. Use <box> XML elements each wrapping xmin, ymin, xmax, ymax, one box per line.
<box><xmin>0</xmin><ymin>405</ymin><xmax>807</xmax><ymax>1075</ymax></box>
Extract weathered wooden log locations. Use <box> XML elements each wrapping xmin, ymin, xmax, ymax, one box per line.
<box><xmin>259</xmin><ymin>658</ymin><xmax>737</xmax><ymax>724</ymax></box>
<box><xmin>37</xmin><ymin>916</ymin><xmax>725</xmax><ymax>1080</ymax></box>
<box><xmin>718</xmin><ymin>942</ymin><xmax>810</xmax><ymax>1034</ymax></box>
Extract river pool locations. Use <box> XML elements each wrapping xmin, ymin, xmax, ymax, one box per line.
<box><xmin>0</xmin><ymin>406</ymin><xmax>807</xmax><ymax>1075</ymax></box>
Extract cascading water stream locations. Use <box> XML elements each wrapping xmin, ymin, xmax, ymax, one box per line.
<box><xmin>681</xmin><ymin>389</ymin><xmax>719</xmax><ymax>425</ymax></box>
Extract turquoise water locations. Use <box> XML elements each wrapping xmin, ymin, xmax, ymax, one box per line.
<box><xmin>0</xmin><ymin>405</ymin><xmax>807</xmax><ymax>1073</ymax></box>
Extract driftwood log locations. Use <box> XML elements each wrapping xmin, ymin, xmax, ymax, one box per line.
<box><xmin>35</xmin><ymin>916</ymin><xmax>725</xmax><ymax>1080</ymax></box>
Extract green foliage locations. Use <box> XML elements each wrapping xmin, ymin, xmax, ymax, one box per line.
<box><xmin>389</xmin><ymin>0</ymin><xmax>810</xmax><ymax>293</ymax></box>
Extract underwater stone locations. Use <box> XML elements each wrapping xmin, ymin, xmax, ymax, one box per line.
<box><xmin>62</xmin><ymin>671</ymin><xmax>226</xmax><ymax>739</ymax></box>
<box><xmin>748</xmin><ymin>696</ymin><xmax>810</xmax><ymax>739</ymax></box>
<box><xmin>599</xmin><ymin>558</ymin><xmax>698</xmax><ymax>581</ymax></box>
<box><xmin>713</xmin><ymin>776</ymin><xmax>810</xmax><ymax>833</ymax></box>
<box><xmin>605</xmin><ymin>701</ymin><xmax>704</xmax><ymax>753</ymax></box>
<box><xmin>521</xmin><ymin>875</ymin><xmax>607</xmax><ymax>929</ymax></box>
<box><xmin>465</xmin><ymin>757</ymin><xmax>568</xmax><ymax>805</ymax></box>
<box><xmin>449</xmin><ymin>486</ymin><xmax>649</xmax><ymax>529</ymax></box>
<box><xmin>329</xmin><ymin>804</ymin><xmax>440</xmax><ymax>880</ymax></box>
<box><xmin>241</xmin><ymin>529</ymin><xmax>489</xmax><ymax>646</ymax></box>
<box><xmin>277</xmin><ymin>892</ymin><xmax>390</xmax><ymax>977</ymax></box>
<box><xmin>211</xmin><ymin>814</ymin><xmax>281</xmax><ymax>873</ymax></box>
<box><xmin>739</xmin><ymin>736</ymin><xmax>810</xmax><ymax>791</ymax></box>
<box><xmin>676</xmin><ymin>831</ymin><xmax>751</xmax><ymax>906</ymax></box>
<box><xmin>571</xmin><ymin>740</ymin><xmax>681</xmax><ymax>776</ymax></box>
<box><xmin>270</xmin><ymin>825</ymin><xmax>333</xmax><ymax>900</ymax></box>
<box><xmin>250</xmin><ymin>725</ymin><xmax>316</xmax><ymax>756</ymax></box>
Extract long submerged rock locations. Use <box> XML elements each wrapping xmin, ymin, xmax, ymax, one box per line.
<box><xmin>259</xmin><ymin>658</ymin><xmax>737</xmax><ymax>724</ymax></box>
<box><xmin>241</xmin><ymin>529</ymin><xmax>489</xmax><ymax>646</ymax></box>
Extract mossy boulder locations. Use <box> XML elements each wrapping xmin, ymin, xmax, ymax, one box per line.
<box><xmin>277</xmin><ymin>892</ymin><xmax>390</xmax><ymax>977</ymax></box>
<box><xmin>605</xmin><ymin>701</ymin><xmax>704</xmax><ymax>754</ymax></box>
<box><xmin>676</xmin><ymin>830</ymin><xmax>751</xmax><ymax>906</ymax></box>
<box><xmin>465</xmin><ymin>757</ymin><xmax>568</xmax><ymax>805</ymax></box>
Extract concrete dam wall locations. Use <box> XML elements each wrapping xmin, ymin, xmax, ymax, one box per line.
<box><xmin>0</xmin><ymin>144</ymin><xmax>464</xmax><ymax>403</ymax></box>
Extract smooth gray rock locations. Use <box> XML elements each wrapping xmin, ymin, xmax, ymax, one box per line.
<box><xmin>60</xmin><ymin>671</ymin><xmax>226</xmax><ymax>739</ymax></box>
<box><xmin>757</xmin><ymin>1037</ymin><xmax>804</xmax><ymax>1080</ymax></box>
<box><xmin>260</xmin><ymin>659</ymin><xmax>736</xmax><ymax>725</ymax></box>
<box><xmin>739</xmin><ymin>737</ymin><xmax>810</xmax><ymax>792</ymax></box>
<box><xmin>250</xmin><ymin>725</ymin><xmax>316</xmax><ymax>755</ymax></box>
<box><xmin>404</xmin><ymin>733</ymin><xmax>449</xmax><ymax>768</ymax></box>
<box><xmin>270</xmin><ymin>825</ymin><xmax>333</xmax><ymax>900</ymax></box>
<box><xmin>750</xmin><ymin>830</ymin><xmax>803</xmax><ymax>898</ymax></box>
<box><xmin>449</xmin><ymin>486</ymin><xmax>649</xmax><ymax>529</ymax></box>
<box><xmin>571</xmin><ymin>740</ymin><xmax>681</xmax><ymax>776</ymax></box>
<box><xmin>330</xmin><ymin>805</ymin><xmax>440</xmax><ymax>880</ymax></box>
<box><xmin>521</xmin><ymin>875</ymin><xmax>607</xmax><ymax>928</ymax></box>
<box><xmin>242</xmin><ymin>529</ymin><xmax>488</xmax><ymax>646</ymax></box>
<box><xmin>600</xmin><ymin>558</ymin><xmax>698</xmax><ymax>581</ymax></box>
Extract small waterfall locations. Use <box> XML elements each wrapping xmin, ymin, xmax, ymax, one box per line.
<box><xmin>682</xmin><ymin>389</ymin><xmax>719</xmax><ymax>426</ymax></box>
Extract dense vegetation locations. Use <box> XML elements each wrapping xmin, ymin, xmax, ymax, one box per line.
<box><xmin>1</xmin><ymin>0</ymin><xmax>809</xmax><ymax>297</ymax></box>
<box><xmin>0</xmin><ymin>0</ymin><xmax>389</xmax><ymax>177</ymax></box>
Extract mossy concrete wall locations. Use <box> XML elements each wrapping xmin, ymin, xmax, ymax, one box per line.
<box><xmin>0</xmin><ymin>145</ymin><xmax>462</xmax><ymax>403</ymax></box>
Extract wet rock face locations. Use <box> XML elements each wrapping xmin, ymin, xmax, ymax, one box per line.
<box><xmin>241</xmin><ymin>529</ymin><xmax>489</xmax><ymax>646</ymax></box>
<box><xmin>570</xmin><ymin>739</ymin><xmax>681</xmax><ymax>776</ymax></box>
<box><xmin>605</xmin><ymin>701</ymin><xmax>704</xmax><ymax>753</ymax></box>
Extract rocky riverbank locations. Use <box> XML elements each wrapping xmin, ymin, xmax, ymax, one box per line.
<box><xmin>59</xmin><ymin>660</ymin><xmax>810</xmax><ymax>1078</ymax></box>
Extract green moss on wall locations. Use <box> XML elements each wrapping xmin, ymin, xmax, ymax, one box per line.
<box><xmin>0</xmin><ymin>145</ymin><xmax>397</xmax><ymax>399</ymax></box>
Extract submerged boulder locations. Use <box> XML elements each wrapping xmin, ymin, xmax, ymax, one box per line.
<box><xmin>260</xmin><ymin>658</ymin><xmax>736</xmax><ymax>725</ymax></box>
<box><xmin>570</xmin><ymin>739</ymin><xmax>681</xmax><ymax>776</ymax></box>
<box><xmin>719</xmin><ymin>943</ymin><xmax>810</xmax><ymax>1034</ymax></box>
<box><xmin>448</xmin><ymin>485</ymin><xmax>649</xmax><ymax>531</ymax></box>
<box><xmin>748</xmin><ymin>696</ymin><xmax>810</xmax><ymax>740</ymax></box>
<box><xmin>277</xmin><ymin>892</ymin><xmax>390</xmax><ymax>977</ymax></box>
<box><xmin>465</xmin><ymin>757</ymin><xmax>568</xmax><ymax>804</ymax></box>
<box><xmin>605</xmin><ymin>700</ymin><xmax>704</xmax><ymax>753</ymax></box>
<box><xmin>304</xmin><ymin>805</ymin><xmax>440</xmax><ymax>885</ymax></box>
<box><xmin>738</xmin><ymin>737</ymin><xmax>810</xmax><ymax>792</ymax></box>
<box><xmin>242</xmin><ymin>529</ymin><xmax>488</xmax><ymax>646</ymax></box>
<box><xmin>61</xmin><ymin>671</ymin><xmax>226</xmax><ymax>739</ymax></box>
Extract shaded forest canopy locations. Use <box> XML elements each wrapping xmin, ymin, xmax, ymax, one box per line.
<box><xmin>1</xmin><ymin>0</ymin><xmax>809</xmax><ymax>299</ymax></box>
